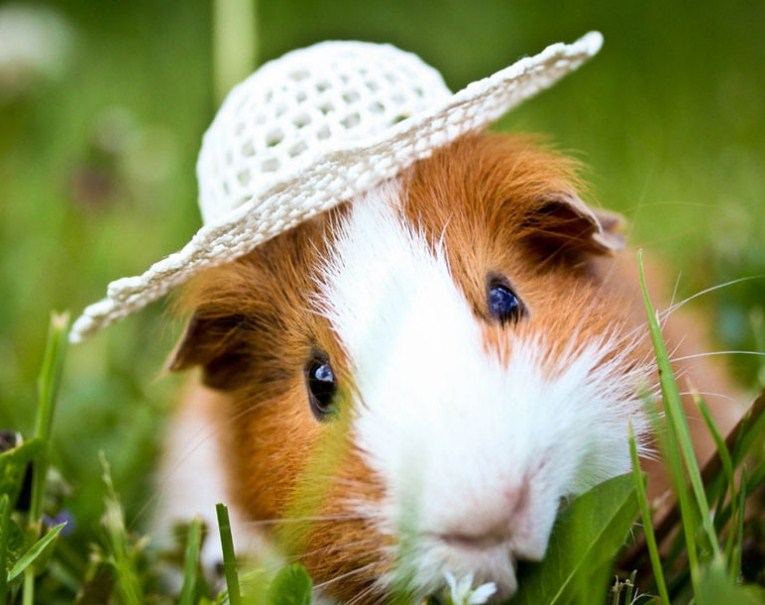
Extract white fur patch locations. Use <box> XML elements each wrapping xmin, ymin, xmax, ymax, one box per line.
<box><xmin>319</xmin><ymin>182</ymin><xmax>649</xmax><ymax>598</ymax></box>
<box><xmin>154</xmin><ymin>387</ymin><xmax>275</xmax><ymax>588</ymax></box>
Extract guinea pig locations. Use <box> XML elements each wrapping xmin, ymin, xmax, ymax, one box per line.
<box><xmin>156</xmin><ymin>133</ymin><xmax>741</xmax><ymax>603</ymax></box>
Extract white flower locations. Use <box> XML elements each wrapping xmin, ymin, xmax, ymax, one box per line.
<box><xmin>444</xmin><ymin>571</ymin><xmax>497</xmax><ymax>605</ymax></box>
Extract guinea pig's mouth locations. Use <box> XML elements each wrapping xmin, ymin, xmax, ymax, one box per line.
<box><xmin>409</xmin><ymin>525</ymin><xmax>555</xmax><ymax>602</ymax></box>
<box><xmin>432</xmin><ymin>525</ymin><xmax>547</xmax><ymax>562</ymax></box>
<box><xmin>413</xmin><ymin>531</ymin><xmax>520</xmax><ymax>601</ymax></box>
<box><xmin>437</xmin><ymin>531</ymin><xmax>511</xmax><ymax>552</ymax></box>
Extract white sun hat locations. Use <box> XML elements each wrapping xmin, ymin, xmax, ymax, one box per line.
<box><xmin>70</xmin><ymin>31</ymin><xmax>603</xmax><ymax>343</ymax></box>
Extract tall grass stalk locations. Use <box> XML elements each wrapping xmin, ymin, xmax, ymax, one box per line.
<box><xmin>732</xmin><ymin>469</ymin><xmax>748</xmax><ymax>580</ymax></box>
<box><xmin>179</xmin><ymin>516</ymin><xmax>204</xmax><ymax>605</ymax></box>
<box><xmin>216</xmin><ymin>502</ymin><xmax>242</xmax><ymax>605</ymax></box>
<box><xmin>23</xmin><ymin>312</ymin><xmax>70</xmax><ymax>605</ymax></box>
<box><xmin>629</xmin><ymin>424</ymin><xmax>670</xmax><ymax>605</ymax></box>
<box><xmin>0</xmin><ymin>494</ymin><xmax>10</xmax><ymax>603</ymax></box>
<box><xmin>101</xmin><ymin>455</ymin><xmax>144</xmax><ymax>605</ymax></box>
<box><xmin>638</xmin><ymin>251</ymin><xmax>722</xmax><ymax>582</ymax></box>
<box><xmin>695</xmin><ymin>394</ymin><xmax>735</xmax><ymax>506</ymax></box>
<box><xmin>28</xmin><ymin>312</ymin><xmax>70</xmax><ymax>525</ymax></box>
<box><xmin>695</xmin><ymin>392</ymin><xmax>742</xmax><ymax>578</ymax></box>
<box><xmin>732</xmin><ymin>400</ymin><xmax>765</xmax><ymax>468</ymax></box>
<box><xmin>213</xmin><ymin>0</ymin><xmax>258</xmax><ymax>103</ymax></box>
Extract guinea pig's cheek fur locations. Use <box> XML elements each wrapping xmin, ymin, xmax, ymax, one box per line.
<box><xmin>286</xmin><ymin>450</ymin><xmax>393</xmax><ymax>602</ymax></box>
<box><xmin>319</xmin><ymin>182</ymin><xmax>652</xmax><ymax>598</ymax></box>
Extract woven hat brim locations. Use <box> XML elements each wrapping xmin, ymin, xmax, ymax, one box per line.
<box><xmin>70</xmin><ymin>31</ymin><xmax>603</xmax><ymax>343</ymax></box>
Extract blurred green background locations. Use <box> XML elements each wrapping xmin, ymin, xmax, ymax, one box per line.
<box><xmin>0</xmin><ymin>0</ymin><xmax>763</xmax><ymax>547</ymax></box>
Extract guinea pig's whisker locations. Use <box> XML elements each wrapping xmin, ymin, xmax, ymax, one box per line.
<box><xmin>285</xmin><ymin>537</ymin><xmax>382</xmax><ymax>563</ymax></box>
<box><xmin>367</xmin><ymin>590</ymin><xmax>387</xmax><ymax>605</ymax></box>
<box><xmin>345</xmin><ymin>580</ymin><xmax>385</xmax><ymax>605</ymax></box>
<box><xmin>625</xmin><ymin>201</ymin><xmax>720</xmax><ymax>211</ymax></box>
<box><xmin>346</xmin><ymin>584</ymin><xmax>385</xmax><ymax>605</ymax></box>
<box><xmin>671</xmin><ymin>350</ymin><xmax>765</xmax><ymax>363</ymax></box>
<box><xmin>129</xmin><ymin>416</ymin><xmax>245</xmax><ymax>528</ymax></box>
<box><xmin>314</xmin><ymin>561</ymin><xmax>380</xmax><ymax>590</ymax></box>
<box><xmin>155</xmin><ymin>399</ymin><xmax>259</xmax><ymax>476</ymax></box>
<box><xmin>345</xmin><ymin>584</ymin><xmax>386</xmax><ymax>605</ymax></box>
<box><xmin>631</xmin><ymin>227</ymin><xmax>700</xmax><ymax>248</ymax></box>
<box><xmin>129</xmin><ymin>395</ymin><xmax>278</xmax><ymax>529</ymax></box>
<box><xmin>244</xmin><ymin>513</ymin><xmax>373</xmax><ymax>527</ymax></box>
<box><xmin>658</xmin><ymin>272</ymin><xmax>684</xmax><ymax>331</ymax></box>
<box><xmin>356</xmin><ymin>587</ymin><xmax>391</xmax><ymax>605</ymax></box>
<box><xmin>529</xmin><ymin>231</ymin><xmax>589</xmax><ymax>273</ymax></box>
<box><xmin>659</xmin><ymin>275</ymin><xmax>760</xmax><ymax>321</ymax></box>
<box><xmin>619</xmin><ymin>313</ymin><xmax>662</xmax><ymax>343</ymax></box>
<box><xmin>677</xmin><ymin>390</ymin><xmax>743</xmax><ymax>404</ymax></box>
<box><xmin>665</xmin><ymin>338</ymin><xmax>689</xmax><ymax>372</ymax></box>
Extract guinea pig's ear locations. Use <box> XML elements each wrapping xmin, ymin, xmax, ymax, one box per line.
<box><xmin>520</xmin><ymin>192</ymin><xmax>626</xmax><ymax>258</ymax></box>
<box><xmin>167</xmin><ymin>313</ymin><xmax>252</xmax><ymax>391</ymax></box>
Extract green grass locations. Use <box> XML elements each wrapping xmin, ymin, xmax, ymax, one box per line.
<box><xmin>1</xmin><ymin>0</ymin><xmax>763</xmax><ymax>547</ymax></box>
<box><xmin>178</xmin><ymin>516</ymin><xmax>203</xmax><ymax>605</ymax></box>
<box><xmin>2</xmin><ymin>281</ymin><xmax>764</xmax><ymax>604</ymax></box>
<box><xmin>1</xmin><ymin>2</ymin><xmax>764</xmax><ymax>604</ymax></box>
<box><xmin>216</xmin><ymin>503</ymin><xmax>242</xmax><ymax>605</ymax></box>
<box><xmin>633</xmin><ymin>254</ymin><xmax>764</xmax><ymax>604</ymax></box>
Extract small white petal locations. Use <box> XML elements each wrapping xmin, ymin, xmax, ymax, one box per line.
<box><xmin>444</xmin><ymin>570</ymin><xmax>458</xmax><ymax>594</ymax></box>
<box><xmin>444</xmin><ymin>571</ymin><xmax>492</xmax><ymax>605</ymax></box>
<box><xmin>458</xmin><ymin>576</ymin><xmax>474</xmax><ymax>602</ymax></box>
<box><xmin>468</xmin><ymin>582</ymin><xmax>497</xmax><ymax>605</ymax></box>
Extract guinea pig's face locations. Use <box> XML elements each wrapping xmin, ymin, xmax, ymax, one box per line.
<box><xmin>171</xmin><ymin>134</ymin><xmax>653</xmax><ymax>602</ymax></box>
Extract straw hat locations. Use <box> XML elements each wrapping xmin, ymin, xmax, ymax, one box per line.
<box><xmin>70</xmin><ymin>31</ymin><xmax>603</xmax><ymax>343</ymax></box>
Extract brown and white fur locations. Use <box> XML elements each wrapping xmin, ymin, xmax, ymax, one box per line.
<box><xmin>156</xmin><ymin>134</ymin><xmax>741</xmax><ymax>603</ymax></box>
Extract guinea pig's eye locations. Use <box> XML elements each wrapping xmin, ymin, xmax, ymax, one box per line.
<box><xmin>487</xmin><ymin>277</ymin><xmax>525</xmax><ymax>324</ymax></box>
<box><xmin>305</xmin><ymin>355</ymin><xmax>338</xmax><ymax>420</ymax></box>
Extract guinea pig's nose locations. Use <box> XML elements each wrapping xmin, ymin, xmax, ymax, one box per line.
<box><xmin>435</xmin><ymin>477</ymin><xmax>532</xmax><ymax>552</ymax></box>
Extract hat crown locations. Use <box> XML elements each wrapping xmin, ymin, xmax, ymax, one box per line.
<box><xmin>197</xmin><ymin>41</ymin><xmax>452</xmax><ymax>225</ymax></box>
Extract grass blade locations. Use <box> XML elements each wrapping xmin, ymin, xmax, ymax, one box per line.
<box><xmin>8</xmin><ymin>522</ymin><xmax>67</xmax><ymax>582</ymax></box>
<box><xmin>731</xmin><ymin>392</ymin><xmax>765</xmax><ymax>468</ymax></box>
<box><xmin>629</xmin><ymin>425</ymin><xmax>670</xmax><ymax>605</ymax></box>
<box><xmin>216</xmin><ymin>502</ymin><xmax>241</xmax><ymax>605</ymax></box>
<box><xmin>29</xmin><ymin>312</ymin><xmax>70</xmax><ymax>525</ymax></box>
<box><xmin>696</xmin><ymin>558</ymin><xmax>765</xmax><ymax>605</ymax></box>
<box><xmin>0</xmin><ymin>494</ymin><xmax>10</xmax><ymax>603</ymax></box>
<box><xmin>622</xmin><ymin>389</ymin><xmax>765</xmax><ymax>578</ymax></box>
<box><xmin>101</xmin><ymin>455</ymin><xmax>143</xmax><ymax>605</ymax></box>
<box><xmin>693</xmin><ymin>391</ymin><xmax>743</xmax><ymax>578</ymax></box>
<box><xmin>638</xmin><ymin>252</ymin><xmax>721</xmax><ymax>578</ymax></box>
<box><xmin>742</xmin><ymin>455</ymin><xmax>765</xmax><ymax>495</ymax></box>
<box><xmin>730</xmin><ymin>469</ymin><xmax>747</xmax><ymax>580</ymax></box>
<box><xmin>512</xmin><ymin>474</ymin><xmax>637</xmax><ymax>605</ymax></box>
<box><xmin>623</xmin><ymin>570</ymin><xmax>637</xmax><ymax>605</ymax></box>
<box><xmin>24</xmin><ymin>312</ymin><xmax>70</xmax><ymax>605</ymax></box>
<box><xmin>695</xmin><ymin>393</ymin><xmax>735</xmax><ymax>501</ymax></box>
<box><xmin>179</xmin><ymin>516</ymin><xmax>204</xmax><ymax>605</ymax></box>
